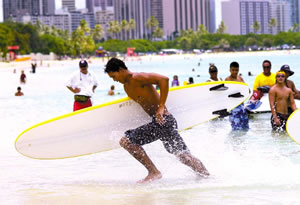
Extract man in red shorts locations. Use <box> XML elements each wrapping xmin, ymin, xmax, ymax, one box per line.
<box><xmin>66</xmin><ymin>60</ymin><xmax>98</xmax><ymax>111</ymax></box>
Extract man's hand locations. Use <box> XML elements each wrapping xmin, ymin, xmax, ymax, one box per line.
<box><xmin>274</xmin><ymin>116</ymin><xmax>281</xmax><ymax>126</ymax></box>
<box><xmin>156</xmin><ymin>106</ymin><xmax>165</xmax><ymax>125</ymax></box>
<box><xmin>73</xmin><ymin>88</ymin><xmax>81</xmax><ymax>93</ymax></box>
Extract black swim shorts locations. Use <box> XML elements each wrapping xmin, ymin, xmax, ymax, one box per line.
<box><xmin>125</xmin><ymin>114</ymin><xmax>189</xmax><ymax>154</ymax></box>
<box><xmin>271</xmin><ymin>112</ymin><xmax>289</xmax><ymax>131</ymax></box>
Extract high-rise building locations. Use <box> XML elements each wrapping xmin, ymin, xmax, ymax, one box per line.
<box><xmin>240</xmin><ymin>0</ymin><xmax>270</xmax><ymax>34</ymax></box>
<box><xmin>114</xmin><ymin>0</ymin><xmax>151</xmax><ymax>39</ymax></box>
<box><xmin>113</xmin><ymin>0</ymin><xmax>215</xmax><ymax>40</ymax></box>
<box><xmin>42</xmin><ymin>0</ymin><xmax>55</xmax><ymax>15</ymax></box>
<box><xmin>70</xmin><ymin>11</ymin><xmax>95</xmax><ymax>31</ymax></box>
<box><xmin>222</xmin><ymin>0</ymin><xmax>292</xmax><ymax>35</ymax></box>
<box><xmin>162</xmin><ymin>0</ymin><xmax>216</xmax><ymax>37</ymax></box>
<box><xmin>291</xmin><ymin>0</ymin><xmax>300</xmax><ymax>30</ymax></box>
<box><xmin>86</xmin><ymin>0</ymin><xmax>114</xmax><ymax>13</ymax></box>
<box><xmin>62</xmin><ymin>0</ymin><xmax>76</xmax><ymax>12</ymax></box>
<box><xmin>270</xmin><ymin>0</ymin><xmax>291</xmax><ymax>33</ymax></box>
<box><xmin>3</xmin><ymin>0</ymin><xmax>55</xmax><ymax>21</ymax></box>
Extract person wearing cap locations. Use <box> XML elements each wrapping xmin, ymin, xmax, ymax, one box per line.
<box><xmin>269</xmin><ymin>71</ymin><xmax>297</xmax><ymax>131</ymax></box>
<box><xmin>225</xmin><ymin>61</ymin><xmax>249</xmax><ymax>130</ymax></box>
<box><xmin>206</xmin><ymin>65</ymin><xmax>222</xmax><ymax>82</ymax></box>
<box><xmin>253</xmin><ymin>60</ymin><xmax>276</xmax><ymax>91</ymax></box>
<box><xmin>280</xmin><ymin>64</ymin><xmax>300</xmax><ymax>99</ymax></box>
<box><xmin>66</xmin><ymin>60</ymin><xmax>98</xmax><ymax>111</ymax></box>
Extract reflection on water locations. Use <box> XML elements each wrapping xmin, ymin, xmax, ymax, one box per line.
<box><xmin>2</xmin><ymin>53</ymin><xmax>300</xmax><ymax>204</ymax></box>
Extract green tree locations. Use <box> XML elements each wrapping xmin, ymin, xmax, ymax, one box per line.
<box><xmin>121</xmin><ymin>19</ymin><xmax>129</xmax><ymax>40</ymax></box>
<box><xmin>216</xmin><ymin>21</ymin><xmax>226</xmax><ymax>34</ymax></box>
<box><xmin>218</xmin><ymin>38</ymin><xmax>230</xmax><ymax>48</ymax></box>
<box><xmin>177</xmin><ymin>36</ymin><xmax>192</xmax><ymax>50</ymax></box>
<box><xmin>146</xmin><ymin>16</ymin><xmax>159</xmax><ymax>40</ymax></box>
<box><xmin>245</xmin><ymin>37</ymin><xmax>257</xmax><ymax>47</ymax></box>
<box><xmin>92</xmin><ymin>24</ymin><xmax>104</xmax><ymax>42</ymax></box>
<box><xmin>107</xmin><ymin>21</ymin><xmax>121</xmax><ymax>39</ymax></box>
<box><xmin>153</xmin><ymin>27</ymin><xmax>164</xmax><ymax>39</ymax></box>
<box><xmin>292</xmin><ymin>23</ymin><xmax>299</xmax><ymax>32</ymax></box>
<box><xmin>268</xmin><ymin>18</ymin><xmax>277</xmax><ymax>34</ymax></box>
<box><xmin>128</xmin><ymin>19</ymin><xmax>136</xmax><ymax>39</ymax></box>
<box><xmin>197</xmin><ymin>24</ymin><xmax>208</xmax><ymax>35</ymax></box>
<box><xmin>0</xmin><ymin>24</ymin><xmax>15</xmax><ymax>56</ymax></box>
<box><xmin>262</xmin><ymin>38</ymin><xmax>273</xmax><ymax>48</ymax></box>
<box><xmin>71</xmin><ymin>19</ymin><xmax>95</xmax><ymax>56</ymax></box>
<box><xmin>252</xmin><ymin>21</ymin><xmax>260</xmax><ymax>34</ymax></box>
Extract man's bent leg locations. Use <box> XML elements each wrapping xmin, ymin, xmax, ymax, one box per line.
<box><xmin>119</xmin><ymin>136</ymin><xmax>162</xmax><ymax>183</ymax></box>
<box><xmin>177</xmin><ymin>152</ymin><xmax>209</xmax><ymax>176</ymax></box>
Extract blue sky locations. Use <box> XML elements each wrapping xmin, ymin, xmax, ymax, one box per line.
<box><xmin>0</xmin><ymin>0</ymin><xmax>222</xmax><ymax>26</ymax></box>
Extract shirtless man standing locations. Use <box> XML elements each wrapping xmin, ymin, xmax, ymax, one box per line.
<box><xmin>225</xmin><ymin>62</ymin><xmax>249</xmax><ymax>130</ymax></box>
<box><xmin>269</xmin><ymin>71</ymin><xmax>297</xmax><ymax>131</ymax></box>
<box><xmin>225</xmin><ymin>61</ymin><xmax>245</xmax><ymax>82</ymax></box>
<box><xmin>104</xmin><ymin>58</ymin><xmax>209</xmax><ymax>183</ymax></box>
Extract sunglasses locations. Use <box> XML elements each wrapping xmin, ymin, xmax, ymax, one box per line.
<box><xmin>263</xmin><ymin>66</ymin><xmax>271</xmax><ymax>69</ymax></box>
<box><xmin>276</xmin><ymin>75</ymin><xmax>285</xmax><ymax>78</ymax></box>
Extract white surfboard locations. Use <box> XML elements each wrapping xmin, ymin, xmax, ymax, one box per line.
<box><xmin>15</xmin><ymin>81</ymin><xmax>250</xmax><ymax>160</ymax></box>
<box><xmin>246</xmin><ymin>94</ymin><xmax>300</xmax><ymax>114</ymax></box>
<box><xmin>286</xmin><ymin>109</ymin><xmax>300</xmax><ymax>144</ymax></box>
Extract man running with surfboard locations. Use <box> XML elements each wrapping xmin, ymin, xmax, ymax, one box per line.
<box><xmin>105</xmin><ymin>57</ymin><xmax>209</xmax><ymax>183</ymax></box>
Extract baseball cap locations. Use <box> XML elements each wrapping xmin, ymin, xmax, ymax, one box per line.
<box><xmin>79</xmin><ymin>60</ymin><xmax>88</xmax><ymax>68</ymax></box>
<box><xmin>209</xmin><ymin>65</ymin><xmax>218</xmax><ymax>73</ymax></box>
<box><xmin>280</xmin><ymin>64</ymin><xmax>294</xmax><ymax>76</ymax></box>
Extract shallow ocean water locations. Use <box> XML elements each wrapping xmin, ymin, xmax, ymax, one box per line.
<box><xmin>1</xmin><ymin>52</ymin><xmax>300</xmax><ymax>204</ymax></box>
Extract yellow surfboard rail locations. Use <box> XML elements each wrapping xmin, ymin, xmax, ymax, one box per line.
<box><xmin>286</xmin><ymin>108</ymin><xmax>300</xmax><ymax>145</ymax></box>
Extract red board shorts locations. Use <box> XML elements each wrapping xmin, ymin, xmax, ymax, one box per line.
<box><xmin>73</xmin><ymin>99</ymin><xmax>92</xmax><ymax>111</ymax></box>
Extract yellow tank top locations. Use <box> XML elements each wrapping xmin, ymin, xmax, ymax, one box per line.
<box><xmin>253</xmin><ymin>72</ymin><xmax>276</xmax><ymax>91</ymax></box>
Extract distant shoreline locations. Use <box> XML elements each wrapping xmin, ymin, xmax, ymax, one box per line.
<box><xmin>1</xmin><ymin>49</ymin><xmax>299</xmax><ymax>71</ymax></box>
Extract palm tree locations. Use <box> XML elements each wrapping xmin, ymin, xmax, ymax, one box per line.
<box><xmin>92</xmin><ymin>24</ymin><xmax>104</xmax><ymax>42</ymax></box>
<box><xmin>197</xmin><ymin>24</ymin><xmax>208</xmax><ymax>35</ymax></box>
<box><xmin>292</xmin><ymin>23</ymin><xmax>299</xmax><ymax>32</ymax></box>
<box><xmin>252</xmin><ymin>21</ymin><xmax>260</xmax><ymax>34</ymax></box>
<box><xmin>268</xmin><ymin>18</ymin><xmax>277</xmax><ymax>34</ymax></box>
<box><xmin>146</xmin><ymin>16</ymin><xmax>159</xmax><ymax>40</ymax></box>
<box><xmin>128</xmin><ymin>19</ymin><xmax>136</xmax><ymax>39</ymax></box>
<box><xmin>121</xmin><ymin>19</ymin><xmax>129</xmax><ymax>40</ymax></box>
<box><xmin>107</xmin><ymin>21</ymin><xmax>121</xmax><ymax>39</ymax></box>
<box><xmin>216</xmin><ymin>21</ymin><xmax>226</xmax><ymax>34</ymax></box>
<box><xmin>153</xmin><ymin>27</ymin><xmax>164</xmax><ymax>39</ymax></box>
<box><xmin>79</xmin><ymin>19</ymin><xmax>90</xmax><ymax>35</ymax></box>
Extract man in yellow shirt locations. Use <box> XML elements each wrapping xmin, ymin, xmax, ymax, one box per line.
<box><xmin>253</xmin><ymin>60</ymin><xmax>276</xmax><ymax>91</ymax></box>
<box><xmin>246</xmin><ymin>60</ymin><xmax>276</xmax><ymax>111</ymax></box>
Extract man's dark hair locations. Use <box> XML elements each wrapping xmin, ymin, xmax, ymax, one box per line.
<box><xmin>262</xmin><ymin>60</ymin><xmax>271</xmax><ymax>67</ymax></box>
<box><xmin>230</xmin><ymin>61</ymin><xmax>239</xmax><ymax>68</ymax></box>
<box><xmin>105</xmin><ymin>57</ymin><xmax>128</xmax><ymax>73</ymax></box>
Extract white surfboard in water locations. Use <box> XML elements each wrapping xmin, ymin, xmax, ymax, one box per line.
<box><xmin>287</xmin><ymin>109</ymin><xmax>300</xmax><ymax>144</ymax></box>
<box><xmin>15</xmin><ymin>81</ymin><xmax>250</xmax><ymax>160</ymax></box>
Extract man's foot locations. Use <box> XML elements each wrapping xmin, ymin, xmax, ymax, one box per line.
<box><xmin>137</xmin><ymin>172</ymin><xmax>162</xmax><ymax>184</ymax></box>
